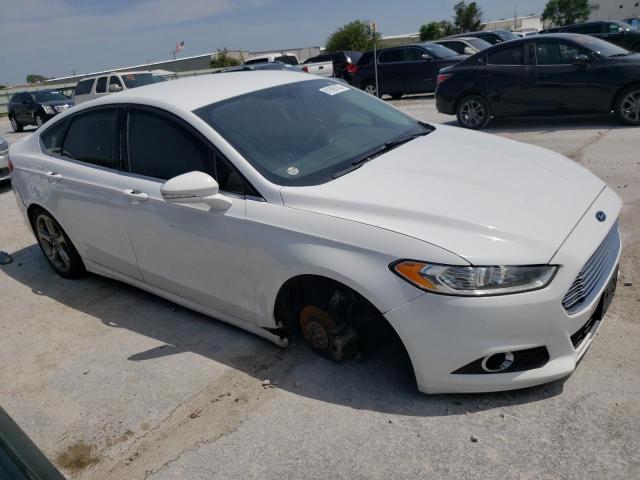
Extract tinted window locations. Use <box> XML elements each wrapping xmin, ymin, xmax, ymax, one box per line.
<box><xmin>357</xmin><ymin>51</ymin><xmax>373</xmax><ymax>65</ymax></box>
<box><xmin>487</xmin><ymin>44</ymin><xmax>524</xmax><ymax>65</ymax></box>
<box><xmin>121</xmin><ymin>73</ymin><xmax>155</xmax><ymax>88</ymax></box>
<box><xmin>128</xmin><ymin>109</ymin><xmax>210</xmax><ymax>180</ymax></box>
<box><xmin>572</xmin><ymin>35</ymin><xmax>630</xmax><ymax>56</ymax></box>
<box><xmin>422</xmin><ymin>43</ymin><xmax>458</xmax><ymax>58</ymax></box>
<box><xmin>75</xmin><ymin>79</ymin><xmax>94</xmax><ymax>96</ymax></box>
<box><xmin>606</xmin><ymin>22</ymin><xmax>623</xmax><ymax>33</ymax></box>
<box><xmin>467</xmin><ymin>38</ymin><xmax>492</xmax><ymax>50</ymax></box>
<box><xmin>535</xmin><ymin>40</ymin><xmax>585</xmax><ymax>64</ymax></box>
<box><xmin>41</xmin><ymin>119</ymin><xmax>69</xmax><ymax>155</ymax></box>
<box><xmin>62</xmin><ymin>109</ymin><xmax>117</xmax><ymax>168</ymax></box>
<box><xmin>568</xmin><ymin>23</ymin><xmax>602</xmax><ymax>34</ymax></box>
<box><xmin>194</xmin><ymin>79</ymin><xmax>429</xmax><ymax>187</ymax></box>
<box><xmin>95</xmin><ymin>77</ymin><xmax>107</xmax><ymax>93</ymax></box>
<box><xmin>380</xmin><ymin>49</ymin><xmax>403</xmax><ymax>63</ymax></box>
<box><xmin>109</xmin><ymin>76</ymin><xmax>123</xmax><ymax>88</ymax></box>
<box><xmin>495</xmin><ymin>30</ymin><xmax>521</xmax><ymax>42</ymax></box>
<box><xmin>275</xmin><ymin>55</ymin><xmax>299</xmax><ymax>66</ymax></box>
<box><xmin>243</xmin><ymin>57</ymin><xmax>267</xmax><ymax>65</ymax></box>
<box><xmin>404</xmin><ymin>48</ymin><xmax>424</xmax><ymax>61</ymax></box>
<box><xmin>440</xmin><ymin>41</ymin><xmax>465</xmax><ymax>54</ymax></box>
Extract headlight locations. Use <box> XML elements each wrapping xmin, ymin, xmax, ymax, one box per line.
<box><xmin>391</xmin><ymin>261</ymin><xmax>557</xmax><ymax>296</ymax></box>
<box><xmin>42</xmin><ymin>105</ymin><xmax>55</xmax><ymax>114</ymax></box>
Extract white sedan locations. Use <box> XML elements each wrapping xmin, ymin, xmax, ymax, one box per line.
<box><xmin>8</xmin><ymin>72</ymin><xmax>621</xmax><ymax>394</ymax></box>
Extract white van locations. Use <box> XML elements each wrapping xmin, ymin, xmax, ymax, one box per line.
<box><xmin>74</xmin><ymin>71</ymin><xmax>167</xmax><ymax>104</ymax></box>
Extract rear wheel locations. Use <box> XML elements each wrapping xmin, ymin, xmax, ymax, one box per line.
<box><xmin>10</xmin><ymin>116</ymin><xmax>23</xmax><ymax>133</ymax></box>
<box><xmin>456</xmin><ymin>95</ymin><xmax>491</xmax><ymax>129</ymax></box>
<box><xmin>615</xmin><ymin>85</ymin><xmax>640</xmax><ymax>126</ymax></box>
<box><xmin>32</xmin><ymin>209</ymin><xmax>85</xmax><ymax>278</ymax></box>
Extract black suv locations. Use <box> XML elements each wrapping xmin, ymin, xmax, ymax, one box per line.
<box><xmin>445</xmin><ymin>29</ymin><xmax>521</xmax><ymax>45</ymax></box>
<box><xmin>352</xmin><ymin>43</ymin><xmax>468</xmax><ymax>98</ymax></box>
<box><xmin>541</xmin><ymin>21</ymin><xmax>640</xmax><ymax>51</ymax></box>
<box><xmin>8</xmin><ymin>90</ymin><xmax>73</xmax><ymax>132</ymax></box>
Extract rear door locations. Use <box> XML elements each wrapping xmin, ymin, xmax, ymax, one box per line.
<box><xmin>378</xmin><ymin>48</ymin><xmax>405</xmax><ymax>94</ymax></box>
<box><xmin>40</xmin><ymin>106</ymin><xmax>142</xmax><ymax>279</ymax></box>
<box><xmin>529</xmin><ymin>38</ymin><xmax>607</xmax><ymax>113</ymax></box>
<box><xmin>117</xmin><ymin>106</ymin><xmax>254</xmax><ymax>321</ymax></box>
<box><xmin>482</xmin><ymin>42</ymin><xmax>532</xmax><ymax>115</ymax></box>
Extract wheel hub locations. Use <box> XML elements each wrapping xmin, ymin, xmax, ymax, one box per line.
<box><xmin>299</xmin><ymin>305</ymin><xmax>336</xmax><ymax>351</ymax></box>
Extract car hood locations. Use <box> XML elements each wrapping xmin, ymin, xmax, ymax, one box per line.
<box><xmin>280</xmin><ymin>125</ymin><xmax>605</xmax><ymax>265</ymax></box>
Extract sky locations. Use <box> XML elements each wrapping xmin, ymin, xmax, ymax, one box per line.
<box><xmin>0</xmin><ymin>0</ymin><xmax>549</xmax><ymax>84</ymax></box>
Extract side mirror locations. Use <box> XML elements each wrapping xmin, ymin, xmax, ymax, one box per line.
<box><xmin>464</xmin><ymin>47</ymin><xmax>475</xmax><ymax>55</ymax></box>
<box><xmin>108</xmin><ymin>84</ymin><xmax>123</xmax><ymax>92</ymax></box>
<box><xmin>572</xmin><ymin>54</ymin><xmax>590</xmax><ymax>65</ymax></box>
<box><xmin>421</xmin><ymin>53</ymin><xmax>433</xmax><ymax>61</ymax></box>
<box><xmin>161</xmin><ymin>171</ymin><xmax>232</xmax><ymax>211</ymax></box>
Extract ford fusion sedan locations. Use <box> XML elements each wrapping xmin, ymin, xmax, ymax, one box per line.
<box><xmin>436</xmin><ymin>34</ymin><xmax>640</xmax><ymax>129</ymax></box>
<box><xmin>9</xmin><ymin>73</ymin><xmax>621</xmax><ymax>393</ymax></box>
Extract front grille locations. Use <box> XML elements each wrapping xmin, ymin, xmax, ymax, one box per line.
<box><xmin>562</xmin><ymin>223</ymin><xmax>620</xmax><ymax>314</ymax></box>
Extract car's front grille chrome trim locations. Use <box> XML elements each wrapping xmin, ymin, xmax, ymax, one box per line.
<box><xmin>562</xmin><ymin>222</ymin><xmax>620</xmax><ymax>315</ymax></box>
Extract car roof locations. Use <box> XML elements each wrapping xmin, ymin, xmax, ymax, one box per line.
<box><xmin>86</xmin><ymin>71</ymin><xmax>316</xmax><ymax>111</ymax></box>
<box><xmin>79</xmin><ymin>71</ymin><xmax>155</xmax><ymax>81</ymax></box>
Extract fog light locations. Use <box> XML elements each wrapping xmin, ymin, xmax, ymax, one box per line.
<box><xmin>481</xmin><ymin>352</ymin><xmax>514</xmax><ymax>372</ymax></box>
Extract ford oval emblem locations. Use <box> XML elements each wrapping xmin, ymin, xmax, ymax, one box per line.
<box><xmin>596</xmin><ymin>211</ymin><xmax>606</xmax><ymax>222</ymax></box>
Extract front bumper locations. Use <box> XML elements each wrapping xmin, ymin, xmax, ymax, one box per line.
<box><xmin>385</xmin><ymin>187</ymin><xmax>622</xmax><ymax>394</ymax></box>
<box><xmin>0</xmin><ymin>153</ymin><xmax>9</xmax><ymax>181</ymax></box>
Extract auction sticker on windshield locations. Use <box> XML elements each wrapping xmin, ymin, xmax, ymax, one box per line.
<box><xmin>319</xmin><ymin>84</ymin><xmax>350</xmax><ymax>96</ymax></box>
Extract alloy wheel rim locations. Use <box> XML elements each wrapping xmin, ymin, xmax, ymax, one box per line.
<box><xmin>364</xmin><ymin>84</ymin><xmax>377</xmax><ymax>96</ymax></box>
<box><xmin>10</xmin><ymin>117</ymin><xmax>17</xmax><ymax>130</ymax></box>
<box><xmin>36</xmin><ymin>215</ymin><xmax>71</xmax><ymax>272</ymax></box>
<box><xmin>460</xmin><ymin>100</ymin><xmax>486</xmax><ymax>127</ymax></box>
<box><xmin>621</xmin><ymin>90</ymin><xmax>640</xmax><ymax>123</ymax></box>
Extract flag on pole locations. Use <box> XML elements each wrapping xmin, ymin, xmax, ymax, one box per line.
<box><xmin>175</xmin><ymin>41</ymin><xmax>185</xmax><ymax>53</ymax></box>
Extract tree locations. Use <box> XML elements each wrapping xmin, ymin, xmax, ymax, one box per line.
<box><xmin>26</xmin><ymin>74</ymin><xmax>48</xmax><ymax>83</ymax></box>
<box><xmin>326</xmin><ymin>20</ymin><xmax>380</xmax><ymax>52</ymax></box>
<box><xmin>210</xmin><ymin>49</ymin><xmax>240</xmax><ymax>69</ymax></box>
<box><xmin>439</xmin><ymin>20</ymin><xmax>457</xmax><ymax>37</ymax></box>
<box><xmin>541</xmin><ymin>0</ymin><xmax>590</xmax><ymax>26</ymax></box>
<box><xmin>453</xmin><ymin>1</ymin><xmax>483</xmax><ymax>33</ymax></box>
<box><xmin>419</xmin><ymin>21</ymin><xmax>443</xmax><ymax>41</ymax></box>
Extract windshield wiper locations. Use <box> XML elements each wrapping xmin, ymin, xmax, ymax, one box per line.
<box><xmin>332</xmin><ymin>126</ymin><xmax>433</xmax><ymax>179</ymax></box>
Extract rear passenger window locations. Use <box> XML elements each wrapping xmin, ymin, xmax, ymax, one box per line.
<box><xmin>568</xmin><ymin>24</ymin><xmax>601</xmax><ymax>34</ymax></box>
<box><xmin>75</xmin><ymin>79</ymin><xmax>94</xmax><ymax>96</ymax></box>
<box><xmin>62</xmin><ymin>109</ymin><xmax>118</xmax><ymax>168</ymax></box>
<box><xmin>488</xmin><ymin>45</ymin><xmax>524</xmax><ymax>65</ymax></box>
<box><xmin>95</xmin><ymin>77</ymin><xmax>107</xmax><ymax>93</ymax></box>
<box><xmin>109</xmin><ymin>76</ymin><xmax>123</xmax><ymax>89</ymax></box>
<box><xmin>127</xmin><ymin>109</ymin><xmax>211</xmax><ymax>180</ymax></box>
<box><xmin>41</xmin><ymin>119</ymin><xmax>69</xmax><ymax>155</ymax></box>
<box><xmin>380</xmin><ymin>49</ymin><xmax>403</xmax><ymax>63</ymax></box>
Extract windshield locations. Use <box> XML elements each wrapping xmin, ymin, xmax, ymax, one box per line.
<box><xmin>496</xmin><ymin>30</ymin><xmax>520</xmax><ymax>41</ymax></box>
<box><xmin>32</xmin><ymin>91</ymin><xmax>69</xmax><ymax>102</ymax></box>
<box><xmin>195</xmin><ymin>79</ymin><xmax>429</xmax><ymax>186</ymax></box>
<box><xmin>572</xmin><ymin>35</ymin><xmax>630</xmax><ymax>57</ymax></box>
<box><xmin>120</xmin><ymin>73</ymin><xmax>155</xmax><ymax>88</ymax></box>
<box><xmin>423</xmin><ymin>43</ymin><xmax>459</xmax><ymax>58</ymax></box>
<box><xmin>467</xmin><ymin>38</ymin><xmax>492</xmax><ymax>50</ymax></box>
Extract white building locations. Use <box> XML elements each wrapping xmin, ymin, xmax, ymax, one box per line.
<box><xmin>589</xmin><ymin>1</ymin><xmax>640</xmax><ymax>21</ymax></box>
<box><xmin>483</xmin><ymin>14</ymin><xmax>543</xmax><ymax>32</ymax></box>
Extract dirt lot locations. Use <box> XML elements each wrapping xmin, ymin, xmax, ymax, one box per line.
<box><xmin>1</xmin><ymin>101</ymin><xmax>639</xmax><ymax>480</ymax></box>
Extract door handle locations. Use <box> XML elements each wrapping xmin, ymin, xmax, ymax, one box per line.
<box><xmin>46</xmin><ymin>171</ymin><xmax>63</xmax><ymax>181</ymax></box>
<box><xmin>123</xmin><ymin>189</ymin><xmax>149</xmax><ymax>201</ymax></box>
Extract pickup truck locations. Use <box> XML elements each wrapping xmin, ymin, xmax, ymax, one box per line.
<box><xmin>302</xmin><ymin>51</ymin><xmax>363</xmax><ymax>82</ymax></box>
<box><xmin>301</xmin><ymin>55</ymin><xmax>334</xmax><ymax>77</ymax></box>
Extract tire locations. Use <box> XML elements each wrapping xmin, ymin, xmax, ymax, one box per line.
<box><xmin>10</xmin><ymin>116</ymin><xmax>23</xmax><ymax>133</ymax></box>
<box><xmin>363</xmin><ymin>83</ymin><xmax>378</xmax><ymax>97</ymax></box>
<box><xmin>390</xmin><ymin>93</ymin><xmax>403</xmax><ymax>100</ymax></box>
<box><xmin>614</xmin><ymin>84</ymin><xmax>640</xmax><ymax>126</ymax></box>
<box><xmin>32</xmin><ymin>208</ymin><xmax>85</xmax><ymax>278</ymax></box>
<box><xmin>35</xmin><ymin>114</ymin><xmax>44</xmax><ymax>129</ymax></box>
<box><xmin>456</xmin><ymin>95</ymin><xmax>491</xmax><ymax>130</ymax></box>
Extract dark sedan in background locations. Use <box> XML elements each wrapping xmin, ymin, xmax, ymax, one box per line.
<box><xmin>8</xmin><ymin>90</ymin><xmax>73</xmax><ymax>132</ymax></box>
<box><xmin>445</xmin><ymin>29</ymin><xmax>521</xmax><ymax>45</ymax></box>
<box><xmin>436</xmin><ymin>34</ymin><xmax>640</xmax><ymax>129</ymax></box>
<box><xmin>541</xmin><ymin>21</ymin><xmax>640</xmax><ymax>51</ymax></box>
<box><xmin>352</xmin><ymin>43</ymin><xmax>469</xmax><ymax>99</ymax></box>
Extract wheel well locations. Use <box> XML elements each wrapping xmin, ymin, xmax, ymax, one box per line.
<box><xmin>27</xmin><ymin>204</ymin><xmax>46</xmax><ymax>231</ymax></box>
<box><xmin>454</xmin><ymin>91</ymin><xmax>491</xmax><ymax>114</ymax></box>
<box><xmin>611</xmin><ymin>81</ymin><xmax>640</xmax><ymax>111</ymax></box>
<box><xmin>273</xmin><ymin>274</ymin><xmax>386</xmax><ymax>335</ymax></box>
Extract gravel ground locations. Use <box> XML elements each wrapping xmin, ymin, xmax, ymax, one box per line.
<box><xmin>0</xmin><ymin>100</ymin><xmax>639</xmax><ymax>480</ymax></box>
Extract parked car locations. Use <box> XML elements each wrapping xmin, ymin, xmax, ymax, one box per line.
<box><xmin>243</xmin><ymin>53</ymin><xmax>300</xmax><ymax>66</ymax></box>
<box><xmin>445</xmin><ymin>29</ymin><xmax>521</xmax><ymax>45</ymax></box>
<box><xmin>7</xmin><ymin>90</ymin><xmax>73</xmax><ymax>132</ymax></box>
<box><xmin>0</xmin><ymin>137</ymin><xmax>9</xmax><ymax>182</ymax></box>
<box><xmin>623</xmin><ymin>17</ymin><xmax>639</xmax><ymax>30</ymax></box>
<box><xmin>436</xmin><ymin>33</ymin><xmax>640</xmax><ymax>129</ymax></box>
<box><xmin>301</xmin><ymin>55</ymin><xmax>334</xmax><ymax>77</ymax></box>
<box><xmin>74</xmin><ymin>71</ymin><xmax>167</xmax><ymax>105</ymax></box>
<box><xmin>302</xmin><ymin>51</ymin><xmax>363</xmax><ymax>82</ymax></box>
<box><xmin>9</xmin><ymin>72</ymin><xmax>622</xmax><ymax>394</ymax></box>
<box><xmin>541</xmin><ymin>21</ymin><xmax>640</xmax><ymax>51</ymax></box>
<box><xmin>433</xmin><ymin>37</ymin><xmax>492</xmax><ymax>55</ymax></box>
<box><xmin>352</xmin><ymin>43</ymin><xmax>469</xmax><ymax>98</ymax></box>
<box><xmin>218</xmin><ymin>62</ymin><xmax>304</xmax><ymax>73</ymax></box>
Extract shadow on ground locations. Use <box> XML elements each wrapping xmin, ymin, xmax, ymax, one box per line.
<box><xmin>442</xmin><ymin>114</ymin><xmax>622</xmax><ymax>134</ymax></box>
<box><xmin>1</xmin><ymin>244</ymin><xmax>566</xmax><ymax>416</ymax></box>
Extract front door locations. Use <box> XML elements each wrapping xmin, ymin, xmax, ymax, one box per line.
<box><xmin>118</xmin><ymin>106</ymin><xmax>254</xmax><ymax>322</ymax></box>
<box><xmin>529</xmin><ymin>39</ymin><xmax>607</xmax><ymax>114</ymax></box>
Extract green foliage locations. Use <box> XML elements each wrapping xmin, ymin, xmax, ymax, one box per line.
<box><xmin>453</xmin><ymin>1</ymin><xmax>483</xmax><ymax>33</ymax></box>
<box><xmin>210</xmin><ymin>49</ymin><xmax>240</xmax><ymax>69</ymax></box>
<box><xmin>439</xmin><ymin>20</ymin><xmax>457</xmax><ymax>36</ymax></box>
<box><xmin>419</xmin><ymin>21</ymin><xmax>443</xmax><ymax>41</ymax></box>
<box><xmin>26</xmin><ymin>74</ymin><xmax>48</xmax><ymax>83</ymax></box>
<box><xmin>326</xmin><ymin>20</ymin><xmax>380</xmax><ymax>52</ymax></box>
<box><xmin>542</xmin><ymin>0</ymin><xmax>590</xmax><ymax>26</ymax></box>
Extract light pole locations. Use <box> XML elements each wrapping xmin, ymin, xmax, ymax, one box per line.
<box><xmin>370</xmin><ymin>21</ymin><xmax>379</xmax><ymax>98</ymax></box>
